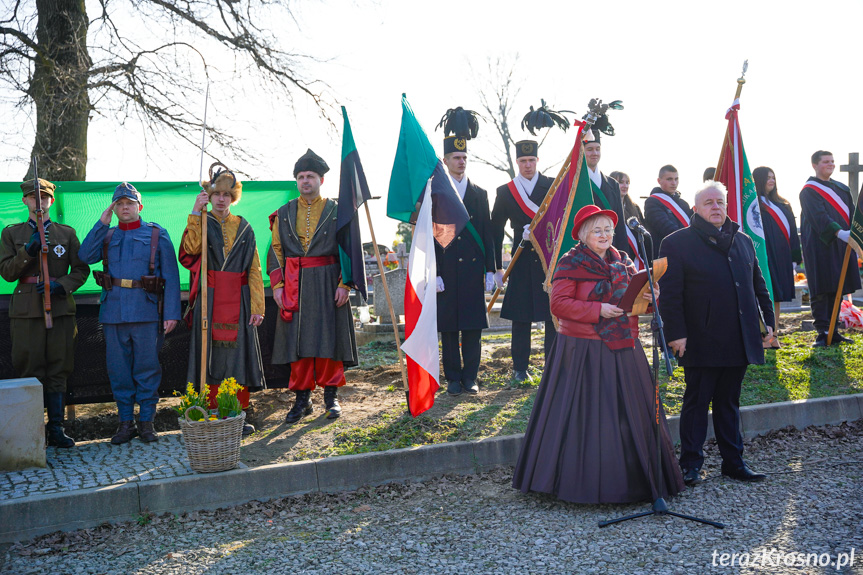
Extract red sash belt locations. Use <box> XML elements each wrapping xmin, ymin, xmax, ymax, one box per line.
<box><xmin>207</xmin><ymin>270</ymin><xmax>249</xmax><ymax>343</ymax></box>
<box><xmin>270</xmin><ymin>255</ymin><xmax>338</xmax><ymax>322</ymax></box>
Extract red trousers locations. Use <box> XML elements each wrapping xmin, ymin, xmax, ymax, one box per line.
<box><xmin>207</xmin><ymin>385</ymin><xmax>251</xmax><ymax>410</ymax></box>
<box><xmin>289</xmin><ymin>357</ymin><xmax>346</xmax><ymax>391</ymax></box>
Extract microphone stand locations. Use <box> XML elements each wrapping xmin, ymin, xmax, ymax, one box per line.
<box><xmin>598</xmin><ymin>227</ymin><xmax>724</xmax><ymax>529</ymax></box>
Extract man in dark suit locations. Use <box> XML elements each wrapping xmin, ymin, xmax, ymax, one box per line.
<box><xmin>799</xmin><ymin>150</ymin><xmax>861</xmax><ymax>347</ymax></box>
<box><xmin>491</xmin><ymin>140</ymin><xmax>556</xmax><ymax>382</ymax></box>
<box><xmin>583</xmin><ymin>129</ymin><xmax>631</xmax><ymax>258</ymax></box>
<box><xmin>436</xmin><ymin>136</ymin><xmax>496</xmax><ymax>396</ymax></box>
<box><xmin>659</xmin><ymin>181</ymin><xmax>773</xmax><ymax>486</ymax></box>
<box><xmin>644</xmin><ymin>165</ymin><xmax>693</xmax><ymax>258</ymax></box>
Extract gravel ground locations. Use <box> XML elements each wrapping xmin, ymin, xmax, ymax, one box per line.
<box><xmin>2</xmin><ymin>422</ymin><xmax>862</xmax><ymax>575</ymax></box>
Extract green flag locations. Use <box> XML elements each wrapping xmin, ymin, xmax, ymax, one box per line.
<box><xmin>386</xmin><ymin>94</ymin><xmax>439</xmax><ymax>223</ymax></box>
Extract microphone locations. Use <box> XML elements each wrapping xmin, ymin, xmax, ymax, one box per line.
<box><xmin>627</xmin><ymin>217</ymin><xmax>650</xmax><ymax>237</ymax></box>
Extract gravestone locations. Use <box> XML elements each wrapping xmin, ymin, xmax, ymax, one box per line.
<box><xmin>840</xmin><ymin>152</ymin><xmax>863</xmax><ymax>203</ymax></box>
<box><xmin>0</xmin><ymin>378</ymin><xmax>46</xmax><ymax>471</ymax></box>
<box><xmin>372</xmin><ymin>268</ymin><xmax>407</xmax><ymax>324</ymax></box>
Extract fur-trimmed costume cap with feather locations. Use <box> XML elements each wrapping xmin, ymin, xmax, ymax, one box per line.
<box><xmin>293</xmin><ymin>149</ymin><xmax>329</xmax><ymax>178</ymax></box>
<box><xmin>202</xmin><ymin>162</ymin><xmax>242</xmax><ymax>204</ymax></box>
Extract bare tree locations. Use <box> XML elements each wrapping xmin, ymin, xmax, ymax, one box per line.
<box><xmin>1</xmin><ymin>0</ymin><xmax>332</xmax><ymax>180</ymax></box>
<box><xmin>469</xmin><ymin>54</ymin><xmax>521</xmax><ymax>180</ymax></box>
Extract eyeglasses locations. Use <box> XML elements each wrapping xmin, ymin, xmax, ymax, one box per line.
<box><xmin>590</xmin><ymin>227</ymin><xmax>614</xmax><ymax>237</ymax></box>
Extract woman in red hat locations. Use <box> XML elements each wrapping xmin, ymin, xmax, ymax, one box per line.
<box><xmin>512</xmin><ymin>205</ymin><xmax>684</xmax><ymax>504</ymax></box>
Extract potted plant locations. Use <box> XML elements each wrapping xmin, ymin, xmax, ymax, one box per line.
<box><xmin>175</xmin><ymin>378</ymin><xmax>246</xmax><ymax>473</ymax></box>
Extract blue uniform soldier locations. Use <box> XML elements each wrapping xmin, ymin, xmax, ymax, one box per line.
<box><xmin>78</xmin><ymin>183</ymin><xmax>181</xmax><ymax>444</ymax></box>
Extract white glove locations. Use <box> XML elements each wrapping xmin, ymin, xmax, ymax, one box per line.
<box><xmin>485</xmin><ymin>272</ymin><xmax>494</xmax><ymax>291</ymax></box>
<box><xmin>522</xmin><ymin>224</ymin><xmax>531</xmax><ymax>241</ymax></box>
<box><xmin>837</xmin><ymin>230</ymin><xmax>851</xmax><ymax>243</ymax></box>
<box><xmin>493</xmin><ymin>270</ymin><xmax>505</xmax><ymax>289</ymax></box>
<box><xmin>436</xmin><ymin>276</ymin><xmax>445</xmax><ymax>293</ymax></box>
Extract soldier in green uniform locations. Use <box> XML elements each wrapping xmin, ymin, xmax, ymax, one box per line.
<box><xmin>0</xmin><ymin>179</ymin><xmax>90</xmax><ymax>447</ymax></box>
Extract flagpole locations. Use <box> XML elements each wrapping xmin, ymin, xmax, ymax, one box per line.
<box><xmin>827</xmin><ymin>243</ymin><xmax>853</xmax><ymax>346</ymax></box>
<box><xmin>198</xmin><ymin>85</ymin><xmax>210</xmax><ymax>394</ymax></box>
<box><xmin>487</xmin><ymin>148</ymin><xmax>575</xmax><ymax>313</ymax></box>
<box><xmin>715</xmin><ymin>60</ymin><xmax>748</xmax><ymax>177</ymax></box>
<box><xmin>364</xmin><ymin>203</ymin><xmax>409</xmax><ymax>391</ymax></box>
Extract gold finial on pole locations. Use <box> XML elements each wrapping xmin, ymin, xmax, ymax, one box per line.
<box><xmin>734</xmin><ymin>60</ymin><xmax>748</xmax><ymax>100</ymax></box>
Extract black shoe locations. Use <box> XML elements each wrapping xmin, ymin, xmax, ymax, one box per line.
<box><xmin>285</xmin><ymin>390</ymin><xmax>313</xmax><ymax>424</ymax></box>
<box><xmin>447</xmin><ymin>380</ymin><xmax>462</xmax><ymax>396</ymax></box>
<box><xmin>513</xmin><ymin>370</ymin><xmax>528</xmax><ymax>383</ymax></box>
<box><xmin>832</xmin><ymin>332</ymin><xmax>853</xmax><ymax>345</ymax></box>
<box><xmin>462</xmin><ymin>380</ymin><xmax>479</xmax><ymax>394</ymax></box>
<box><xmin>813</xmin><ymin>333</ymin><xmax>828</xmax><ymax>348</ymax></box>
<box><xmin>721</xmin><ymin>464</ymin><xmax>766</xmax><ymax>482</ymax></box>
<box><xmin>242</xmin><ymin>423</ymin><xmax>256</xmax><ymax>437</ymax></box>
<box><xmin>44</xmin><ymin>392</ymin><xmax>75</xmax><ymax>448</ymax></box>
<box><xmin>323</xmin><ymin>386</ymin><xmax>342</xmax><ymax>420</ymax></box>
<box><xmin>137</xmin><ymin>420</ymin><xmax>159</xmax><ymax>443</ymax></box>
<box><xmin>111</xmin><ymin>421</ymin><xmax>138</xmax><ymax>445</ymax></box>
<box><xmin>682</xmin><ymin>467</ymin><xmax>703</xmax><ymax>486</ymax></box>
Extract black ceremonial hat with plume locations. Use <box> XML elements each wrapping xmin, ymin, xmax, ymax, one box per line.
<box><xmin>521</xmin><ymin>99</ymin><xmax>574</xmax><ymax>136</ymax></box>
<box><xmin>437</xmin><ymin>106</ymin><xmax>481</xmax><ymax>155</ymax></box>
<box><xmin>582</xmin><ymin>98</ymin><xmax>624</xmax><ymax>144</ymax></box>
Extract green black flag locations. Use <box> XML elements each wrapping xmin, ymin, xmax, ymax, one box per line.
<box><xmin>336</xmin><ymin>107</ymin><xmax>371</xmax><ymax>300</ymax></box>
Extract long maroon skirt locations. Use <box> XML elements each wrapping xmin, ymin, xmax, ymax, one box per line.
<box><xmin>512</xmin><ymin>335</ymin><xmax>684</xmax><ymax>504</ymax></box>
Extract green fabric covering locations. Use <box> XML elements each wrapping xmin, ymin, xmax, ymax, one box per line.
<box><xmin>386</xmin><ymin>94</ymin><xmax>439</xmax><ymax>223</ymax></box>
<box><xmin>0</xmin><ymin>181</ymin><xmax>298</xmax><ymax>295</ymax></box>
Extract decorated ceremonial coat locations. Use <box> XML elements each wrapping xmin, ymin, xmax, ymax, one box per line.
<box><xmin>760</xmin><ymin>197</ymin><xmax>801</xmax><ymax>302</ymax></box>
<box><xmin>659</xmin><ymin>215</ymin><xmax>773</xmax><ymax>368</ymax></box>
<box><xmin>267</xmin><ymin>199</ymin><xmax>358</xmax><ymax>366</ymax></box>
<box><xmin>594</xmin><ymin>173</ymin><xmax>632</xmax><ymax>258</ymax></box>
<box><xmin>644</xmin><ymin>187</ymin><xmax>693</xmax><ymax>258</ymax></box>
<box><xmin>491</xmin><ymin>174</ymin><xmax>554</xmax><ymax>323</ymax></box>
<box><xmin>78</xmin><ymin>219</ymin><xmax>181</xmax><ymax>324</ymax></box>
<box><xmin>435</xmin><ymin>180</ymin><xmax>495</xmax><ymax>332</ymax></box>
<box><xmin>180</xmin><ymin>213</ymin><xmax>266</xmax><ymax>390</ymax></box>
<box><xmin>799</xmin><ymin>177</ymin><xmax>862</xmax><ymax>297</ymax></box>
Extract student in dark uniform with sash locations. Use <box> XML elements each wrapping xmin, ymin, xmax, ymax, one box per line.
<box><xmin>180</xmin><ymin>164</ymin><xmax>266</xmax><ymax>436</ymax></box>
<box><xmin>0</xmin><ymin>178</ymin><xmax>90</xmax><ymax>448</ymax></box>
<box><xmin>799</xmin><ymin>150</ymin><xmax>860</xmax><ymax>347</ymax></box>
<box><xmin>610</xmin><ymin>170</ymin><xmax>646</xmax><ymax>271</ymax></box>
<box><xmin>79</xmin><ymin>183</ymin><xmax>181</xmax><ymax>444</ymax></box>
<box><xmin>436</xmin><ymin>135</ymin><xmax>495</xmax><ymax>396</ymax></box>
<box><xmin>268</xmin><ymin>150</ymin><xmax>358</xmax><ymax>422</ymax></box>
<box><xmin>583</xmin><ymin>129</ymin><xmax>630</xmax><ymax>258</ymax></box>
<box><xmin>754</xmin><ymin>166</ymin><xmax>801</xmax><ymax>346</ymax></box>
<box><xmin>644</xmin><ymin>165</ymin><xmax>692</xmax><ymax>258</ymax></box>
<box><xmin>491</xmin><ymin>140</ymin><xmax>556</xmax><ymax>382</ymax></box>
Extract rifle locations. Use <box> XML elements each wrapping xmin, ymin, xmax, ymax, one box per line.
<box><xmin>33</xmin><ymin>158</ymin><xmax>53</xmax><ymax>329</ymax></box>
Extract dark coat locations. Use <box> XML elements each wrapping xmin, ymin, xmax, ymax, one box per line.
<box><xmin>186</xmin><ymin>215</ymin><xmax>265</xmax><ymax>390</ymax></box>
<box><xmin>436</xmin><ymin>179</ymin><xmax>495</xmax><ymax>332</ymax></box>
<box><xmin>491</xmin><ymin>174</ymin><xmax>554</xmax><ymax>322</ymax></box>
<box><xmin>760</xmin><ymin>197</ymin><xmax>802</xmax><ymax>302</ymax></box>
<box><xmin>644</xmin><ymin>188</ymin><xmax>693</xmax><ymax>259</ymax></box>
<box><xmin>266</xmin><ymin>199</ymin><xmax>358</xmax><ymax>366</ymax></box>
<box><xmin>799</xmin><ymin>177</ymin><xmax>861</xmax><ymax>297</ymax></box>
<box><xmin>594</xmin><ymin>173</ymin><xmax>632</xmax><ymax>258</ymax></box>
<box><xmin>658</xmin><ymin>215</ymin><xmax>774</xmax><ymax>368</ymax></box>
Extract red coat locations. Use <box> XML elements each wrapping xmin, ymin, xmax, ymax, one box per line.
<box><xmin>550</xmin><ymin>277</ymin><xmax>640</xmax><ymax>340</ymax></box>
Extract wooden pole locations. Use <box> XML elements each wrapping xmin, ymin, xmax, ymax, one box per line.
<box><xmin>200</xmin><ymin>207</ymin><xmax>209</xmax><ymax>392</ymax></box>
<box><xmin>364</xmin><ymin>203</ymin><xmax>409</xmax><ymax>391</ymax></box>
<box><xmin>826</xmin><ymin>242</ymin><xmax>853</xmax><ymax>346</ymax></box>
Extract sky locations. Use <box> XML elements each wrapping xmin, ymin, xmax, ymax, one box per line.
<box><xmin>3</xmin><ymin>0</ymin><xmax>863</xmax><ymax>246</ymax></box>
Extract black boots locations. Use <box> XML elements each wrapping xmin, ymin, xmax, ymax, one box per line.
<box><xmin>45</xmin><ymin>392</ymin><xmax>75</xmax><ymax>448</ymax></box>
<box><xmin>111</xmin><ymin>421</ymin><xmax>138</xmax><ymax>445</ymax></box>
<box><xmin>323</xmin><ymin>386</ymin><xmax>342</xmax><ymax>419</ymax></box>
<box><xmin>137</xmin><ymin>420</ymin><xmax>159</xmax><ymax>443</ymax></box>
<box><xmin>285</xmin><ymin>389</ymin><xmax>313</xmax><ymax>424</ymax></box>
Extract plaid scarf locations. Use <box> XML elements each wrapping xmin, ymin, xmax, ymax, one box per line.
<box><xmin>553</xmin><ymin>243</ymin><xmax>635</xmax><ymax>349</ymax></box>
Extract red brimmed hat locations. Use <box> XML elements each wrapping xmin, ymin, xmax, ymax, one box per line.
<box><xmin>571</xmin><ymin>204</ymin><xmax>618</xmax><ymax>240</ymax></box>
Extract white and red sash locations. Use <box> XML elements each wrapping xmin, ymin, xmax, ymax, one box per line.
<box><xmin>803</xmin><ymin>180</ymin><xmax>850</xmax><ymax>226</ymax></box>
<box><xmin>760</xmin><ymin>197</ymin><xmax>791</xmax><ymax>244</ymax></box>
<box><xmin>626</xmin><ymin>227</ymin><xmax>644</xmax><ymax>271</ymax></box>
<box><xmin>650</xmin><ymin>192</ymin><xmax>690</xmax><ymax>227</ymax></box>
<box><xmin>507</xmin><ymin>180</ymin><xmax>539</xmax><ymax>219</ymax></box>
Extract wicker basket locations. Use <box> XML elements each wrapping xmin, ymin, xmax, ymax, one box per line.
<box><xmin>179</xmin><ymin>406</ymin><xmax>245</xmax><ymax>473</ymax></box>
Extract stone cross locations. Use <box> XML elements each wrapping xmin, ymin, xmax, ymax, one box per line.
<box><xmin>840</xmin><ymin>152</ymin><xmax>862</xmax><ymax>203</ymax></box>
